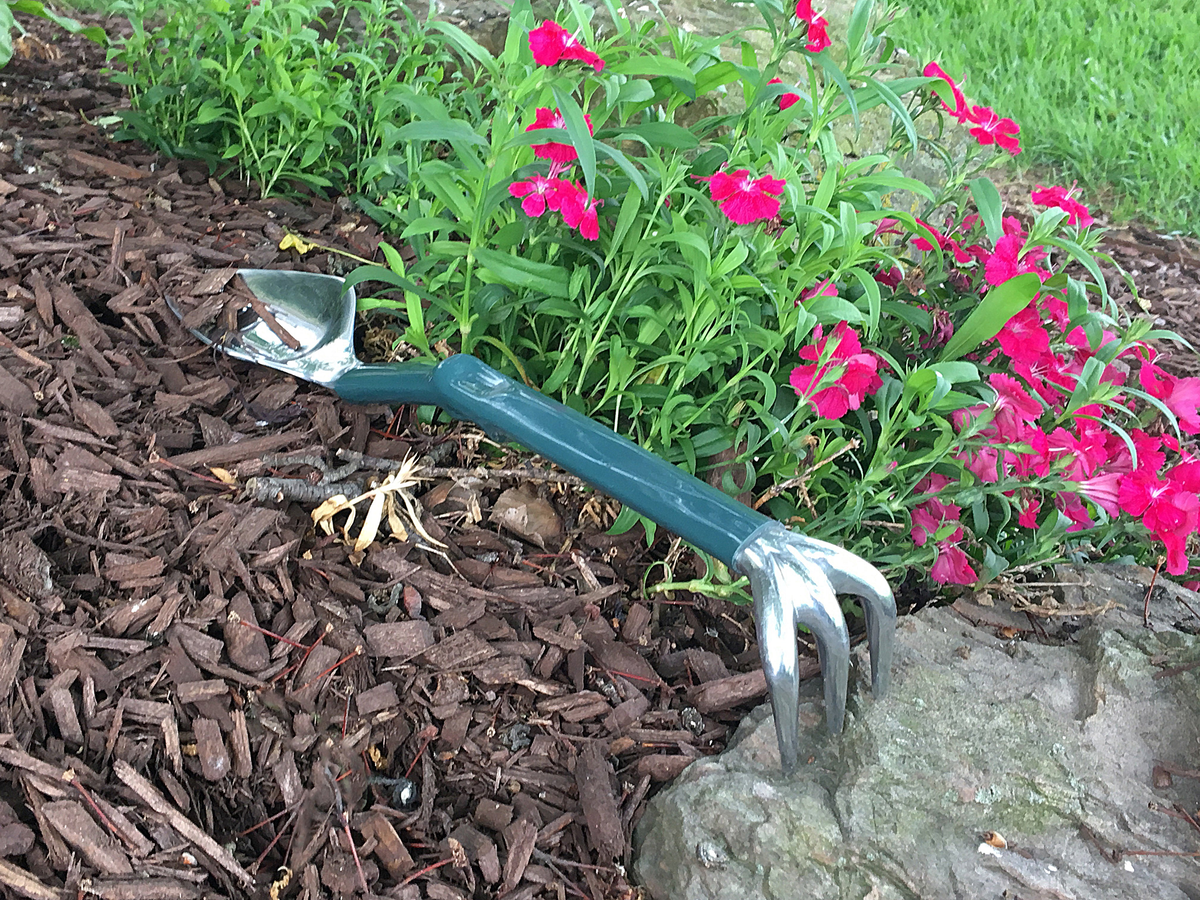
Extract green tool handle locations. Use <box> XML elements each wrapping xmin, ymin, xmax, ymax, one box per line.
<box><xmin>332</xmin><ymin>354</ymin><xmax>772</xmax><ymax>565</ymax></box>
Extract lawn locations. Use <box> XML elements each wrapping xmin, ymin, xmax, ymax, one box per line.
<box><xmin>887</xmin><ymin>0</ymin><xmax>1200</xmax><ymax>234</ymax></box>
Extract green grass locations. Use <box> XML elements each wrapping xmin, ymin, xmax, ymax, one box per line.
<box><xmin>889</xmin><ymin>0</ymin><xmax>1200</xmax><ymax>234</ymax></box>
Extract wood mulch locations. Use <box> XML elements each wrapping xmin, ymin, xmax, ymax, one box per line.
<box><xmin>3</xmin><ymin>12</ymin><xmax>1200</xmax><ymax>900</ymax></box>
<box><xmin>0</xmin><ymin>18</ymin><xmax>789</xmax><ymax>900</ymax></box>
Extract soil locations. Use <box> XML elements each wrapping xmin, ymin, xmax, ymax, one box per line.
<box><xmin>1</xmin><ymin>12</ymin><xmax>1199</xmax><ymax>900</ymax></box>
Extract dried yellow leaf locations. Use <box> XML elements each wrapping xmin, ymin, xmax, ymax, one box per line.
<box><xmin>355</xmin><ymin>489</ymin><xmax>386</xmax><ymax>552</ymax></box>
<box><xmin>278</xmin><ymin>232</ymin><xmax>316</xmax><ymax>255</ymax></box>
<box><xmin>209</xmin><ymin>467</ymin><xmax>237</xmax><ymax>485</ymax></box>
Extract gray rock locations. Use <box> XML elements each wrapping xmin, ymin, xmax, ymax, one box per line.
<box><xmin>634</xmin><ymin>566</ymin><xmax>1200</xmax><ymax>900</ymax></box>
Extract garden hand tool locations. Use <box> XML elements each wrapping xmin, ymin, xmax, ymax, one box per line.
<box><xmin>168</xmin><ymin>268</ymin><xmax>897</xmax><ymax>773</ymax></box>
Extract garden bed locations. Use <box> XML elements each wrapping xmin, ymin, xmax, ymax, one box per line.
<box><xmin>2</xmin><ymin>10</ymin><xmax>1200</xmax><ymax>900</ymax></box>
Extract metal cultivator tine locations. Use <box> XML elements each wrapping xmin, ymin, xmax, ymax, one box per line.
<box><xmin>734</xmin><ymin>523</ymin><xmax>897</xmax><ymax>774</ymax></box>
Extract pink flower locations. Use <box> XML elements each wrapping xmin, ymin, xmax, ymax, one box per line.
<box><xmin>789</xmin><ymin>321</ymin><xmax>884</xmax><ymax>419</ymax></box>
<box><xmin>800</xmin><ymin>278</ymin><xmax>837</xmax><ymax>302</ymax></box>
<box><xmin>1123</xmin><ymin>460</ymin><xmax>1200</xmax><ymax>573</ymax></box>
<box><xmin>526</xmin><ymin>108</ymin><xmax>593</xmax><ymax>164</ymax></box>
<box><xmin>931</xmin><ymin>542</ymin><xmax>977</xmax><ymax>585</ymax></box>
<box><xmin>1142</xmin><ymin>485</ymin><xmax>1200</xmax><ymax>575</ymax></box>
<box><xmin>508</xmin><ymin>174</ymin><xmax>561</xmax><ymax>218</ymax></box>
<box><xmin>805</xmin><ymin>16</ymin><xmax>831</xmax><ymax>53</ymax></box>
<box><xmin>1139</xmin><ymin>361</ymin><xmax>1200</xmax><ymax>434</ymax></box>
<box><xmin>1076</xmin><ymin>472</ymin><xmax>1123</xmax><ymax>518</ymax></box>
<box><xmin>528</xmin><ymin>21</ymin><xmax>604</xmax><ymax>70</ymax></box>
<box><xmin>910</xmin><ymin>486</ymin><xmax>964</xmax><ymax>548</ymax></box>
<box><xmin>922</xmin><ymin>62</ymin><xmax>967</xmax><ymax>121</ymax></box>
<box><xmin>1055</xmin><ymin>492</ymin><xmax>1094</xmax><ymax>532</ymax></box>
<box><xmin>916</xmin><ymin>473</ymin><xmax>957</xmax><ymax>494</ymax></box>
<box><xmin>984</xmin><ymin>227</ymin><xmax>1048</xmax><ymax>286</ymax></box>
<box><xmin>964</xmin><ymin>104</ymin><xmax>1021</xmax><ymax>154</ymax></box>
<box><xmin>1031</xmin><ymin>184</ymin><xmax>1094</xmax><ymax>228</ymax></box>
<box><xmin>1037</xmin><ymin>293</ymin><xmax>1071</xmax><ymax>331</ymax></box>
<box><xmin>1016</xmin><ymin>490</ymin><xmax>1041</xmax><ymax>529</ymax></box>
<box><xmin>909</xmin><ymin>505</ymin><xmax>944</xmax><ymax>547</ymax></box>
<box><xmin>1119</xmin><ymin>469</ymin><xmax>1168</xmax><ymax>518</ymax></box>
<box><xmin>794</xmin><ymin>1</ymin><xmax>830</xmax><ymax>52</ymax></box>
<box><xmin>995</xmin><ymin>304</ymin><xmax>1051</xmax><ymax>365</ymax></box>
<box><xmin>874</xmin><ymin>265</ymin><xmax>902</xmax><ymax>288</ymax></box>
<box><xmin>557</xmin><ymin>182</ymin><xmax>601</xmax><ymax>240</ymax></box>
<box><xmin>767</xmin><ymin>77</ymin><xmax>801</xmax><ymax>111</ymax></box>
<box><xmin>990</xmin><ymin>373</ymin><xmax>1042</xmax><ymax>441</ymax></box>
<box><xmin>1169</xmin><ymin>460</ymin><xmax>1200</xmax><ymax>493</ymax></box>
<box><xmin>910</xmin><ymin>215</ymin><xmax>948</xmax><ymax>252</ymax></box>
<box><xmin>694</xmin><ymin>169</ymin><xmax>786</xmax><ymax>225</ymax></box>
<box><xmin>957</xmin><ymin>444</ymin><xmax>1000</xmax><ymax>483</ymax></box>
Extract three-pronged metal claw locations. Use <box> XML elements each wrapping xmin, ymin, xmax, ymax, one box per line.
<box><xmin>733</xmin><ymin>522</ymin><xmax>896</xmax><ymax>773</ymax></box>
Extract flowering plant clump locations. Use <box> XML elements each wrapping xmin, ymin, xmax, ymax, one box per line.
<box><xmin>119</xmin><ymin>0</ymin><xmax>1199</xmax><ymax>593</ymax></box>
<box><xmin>345</xmin><ymin>0</ymin><xmax>1198</xmax><ymax>592</ymax></box>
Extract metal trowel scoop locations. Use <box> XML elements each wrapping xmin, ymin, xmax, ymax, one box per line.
<box><xmin>168</xmin><ymin>268</ymin><xmax>896</xmax><ymax>772</ymax></box>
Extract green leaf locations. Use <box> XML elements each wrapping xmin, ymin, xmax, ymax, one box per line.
<box><xmin>712</xmin><ymin>240</ymin><xmax>749</xmax><ymax>279</ymax></box>
<box><xmin>194</xmin><ymin>100</ymin><xmax>228</xmax><ymax>125</ymax></box>
<box><xmin>1063</xmin><ymin>356</ymin><xmax>1107</xmax><ymax>415</ymax></box>
<box><xmin>815</xmin><ymin>53</ymin><xmax>858</xmax><ymax>126</ymax></box>
<box><xmin>427</xmin><ymin>20</ymin><xmax>498</xmax><ymax>77</ymax></box>
<box><xmin>593</xmin><ymin>141</ymin><xmax>649</xmax><ymax>200</ymax></box>
<box><xmin>617</xmin><ymin>79</ymin><xmax>655</xmax><ymax>105</ymax></box>
<box><xmin>811</xmin><ymin>165</ymin><xmax>838</xmax><ymax>213</ymax></box>
<box><xmin>695</xmin><ymin>61</ymin><xmax>740</xmax><ymax>96</ymax></box>
<box><xmin>473</xmin><ymin>247</ymin><xmax>571</xmax><ymax>298</ymax></box>
<box><xmin>846</xmin><ymin>0</ymin><xmax>874</xmax><ymax>59</ymax></box>
<box><xmin>611</xmin><ymin>55</ymin><xmax>695</xmax><ymax>84</ymax></box>
<box><xmin>0</xmin><ymin>4</ymin><xmax>12</xmax><ymax>69</ymax></box>
<box><xmin>970</xmin><ymin>176</ymin><xmax>1004</xmax><ymax>245</ymax></box>
<box><xmin>930</xmin><ymin>361</ymin><xmax>980</xmax><ymax>384</ymax></box>
<box><xmin>609</xmin><ymin>190</ymin><xmax>643</xmax><ymax>260</ymax></box>
<box><xmin>612</xmin><ymin>121</ymin><xmax>698</xmax><ymax>149</ymax></box>
<box><xmin>399</xmin><ymin>217</ymin><xmax>455</xmax><ymax>240</ymax></box>
<box><xmin>552</xmin><ymin>85</ymin><xmax>596</xmax><ymax>198</ymax></box>
<box><xmin>393</xmin><ymin>120</ymin><xmax>487</xmax><ymax>147</ymax></box>
<box><xmin>1043</xmin><ymin>236</ymin><xmax>1112</xmax><ymax>309</ymax></box>
<box><xmin>865</xmin><ymin>76</ymin><xmax>919</xmax><ymax>152</ymax></box>
<box><xmin>805</xmin><ymin>296</ymin><xmax>865</xmax><ymax>324</ymax></box>
<box><xmin>939</xmin><ymin>272</ymin><xmax>1040</xmax><ymax>362</ymax></box>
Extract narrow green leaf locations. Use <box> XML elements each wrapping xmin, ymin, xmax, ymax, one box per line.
<box><xmin>609</xmin><ymin>190</ymin><xmax>643</xmax><ymax>261</ymax></box>
<box><xmin>695</xmin><ymin>61</ymin><xmax>740</xmax><ymax>96</ymax></box>
<box><xmin>393</xmin><ymin>120</ymin><xmax>487</xmax><ymax>147</ymax></box>
<box><xmin>865</xmin><ymin>76</ymin><xmax>919</xmax><ymax>152</ymax></box>
<box><xmin>474</xmin><ymin>247</ymin><xmax>571</xmax><ymax>298</ymax></box>
<box><xmin>815</xmin><ymin>53</ymin><xmax>858</xmax><ymax>126</ymax></box>
<box><xmin>970</xmin><ymin>176</ymin><xmax>1004</xmax><ymax>245</ymax></box>
<box><xmin>552</xmin><ymin>85</ymin><xmax>596</xmax><ymax>198</ymax></box>
<box><xmin>712</xmin><ymin>240</ymin><xmax>749</xmax><ymax>279</ymax></box>
<box><xmin>593</xmin><ymin>141</ymin><xmax>649</xmax><ymax>199</ymax></box>
<box><xmin>610</xmin><ymin>56</ymin><xmax>695</xmax><ymax>84</ymax></box>
<box><xmin>748</xmin><ymin>0</ymin><xmax>779</xmax><ymax>40</ymax></box>
<box><xmin>846</xmin><ymin>0</ymin><xmax>874</xmax><ymax>59</ymax></box>
<box><xmin>612</xmin><ymin>121</ymin><xmax>698</xmax><ymax>149</ymax></box>
<box><xmin>805</xmin><ymin>297</ymin><xmax>865</xmax><ymax>324</ymax></box>
<box><xmin>939</xmin><ymin>273</ymin><xmax>1040</xmax><ymax>362</ymax></box>
<box><xmin>427</xmin><ymin>20</ymin><xmax>499</xmax><ymax>77</ymax></box>
<box><xmin>399</xmin><ymin>217</ymin><xmax>455</xmax><ymax>240</ymax></box>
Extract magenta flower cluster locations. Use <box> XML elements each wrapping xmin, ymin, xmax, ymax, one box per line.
<box><xmin>793</xmin><ymin>182</ymin><xmax>1200</xmax><ymax>585</ymax></box>
<box><xmin>510</xmin><ymin>26</ymin><xmax>605</xmax><ymax>241</ymax></box>
<box><xmin>788</xmin><ymin>322</ymin><xmax>884</xmax><ymax>420</ymax></box>
<box><xmin>923</xmin><ymin>62</ymin><xmax>1022</xmax><ymax>155</ymax></box>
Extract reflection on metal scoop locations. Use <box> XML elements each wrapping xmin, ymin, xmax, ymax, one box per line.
<box><xmin>168</xmin><ymin>268</ymin><xmax>897</xmax><ymax>772</ymax></box>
